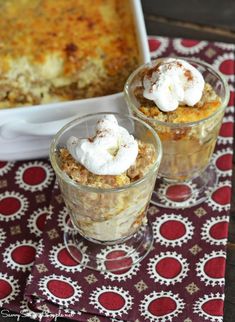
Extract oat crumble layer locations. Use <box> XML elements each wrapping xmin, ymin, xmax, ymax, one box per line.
<box><xmin>59</xmin><ymin>141</ymin><xmax>156</xmax><ymax>188</ymax></box>
<box><xmin>135</xmin><ymin>83</ymin><xmax>222</xmax><ymax>123</ymax></box>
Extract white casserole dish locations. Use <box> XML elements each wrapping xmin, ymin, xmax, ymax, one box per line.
<box><xmin>0</xmin><ymin>0</ymin><xmax>150</xmax><ymax>161</ymax></box>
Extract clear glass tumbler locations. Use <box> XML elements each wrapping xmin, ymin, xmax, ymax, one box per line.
<box><xmin>50</xmin><ymin>112</ymin><xmax>162</xmax><ymax>271</ymax></box>
<box><xmin>124</xmin><ymin>58</ymin><xmax>229</xmax><ymax>208</ymax></box>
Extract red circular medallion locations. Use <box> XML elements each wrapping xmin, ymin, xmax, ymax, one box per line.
<box><xmin>47</xmin><ymin>280</ymin><xmax>74</xmax><ymax>299</ymax></box>
<box><xmin>57</xmin><ymin>247</ymin><xmax>80</xmax><ymax>267</ymax></box>
<box><xmin>204</xmin><ymin>257</ymin><xmax>225</xmax><ymax>279</ymax></box>
<box><xmin>23</xmin><ymin>167</ymin><xmax>46</xmax><ymax>186</ymax></box>
<box><xmin>98</xmin><ymin>291</ymin><xmax>125</xmax><ymax>311</ymax></box>
<box><xmin>228</xmin><ymin>91</ymin><xmax>234</xmax><ymax>106</ymax></box>
<box><xmin>219</xmin><ymin>60</ymin><xmax>234</xmax><ymax>75</ymax></box>
<box><xmin>219</xmin><ymin>122</ymin><xmax>234</xmax><ymax>137</ymax></box>
<box><xmin>105</xmin><ymin>251</ymin><xmax>132</xmax><ymax>274</ymax></box>
<box><xmin>166</xmin><ymin>184</ymin><xmax>191</xmax><ymax>202</ymax></box>
<box><xmin>160</xmin><ymin>220</ymin><xmax>186</xmax><ymax>240</ymax></box>
<box><xmin>211</xmin><ymin>186</ymin><xmax>231</xmax><ymax>205</ymax></box>
<box><xmin>11</xmin><ymin>245</ymin><xmax>36</xmax><ymax>265</ymax></box>
<box><xmin>0</xmin><ymin>279</ymin><xmax>12</xmax><ymax>300</ymax></box>
<box><xmin>216</xmin><ymin>154</ymin><xmax>232</xmax><ymax>171</ymax></box>
<box><xmin>202</xmin><ymin>299</ymin><xmax>223</xmax><ymax>316</ymax></box>
<box><xmin>36</xmin><ymin>212</ymin><xmax>47</xmax><ymax>232</ymax></box>
<box><xmin>155</xmin><ymin>258</ymin><xmax>182</xmax><ymax>279</ymax></box>
<box><xmin>210</xmin><ymin>221</ymin><xmax>228</xmax><ymax>240</ymax></box>
<box><xmin>181</xmin><ymin>39</ymin><xmax>200</xmax><ymax>47</ymax></box>
<box><xmin>148</xmin><ymin>297</ymin><xmax>176</xmax><ymax>316</ymax></box>
<box><xmin>0</xmin><ymin>197</ymin><xmax>21</xmax><ymax>216</ymax></box>
<box><xmin>148</xmin><ymin>38</ymin><xmax>161</xmax><ymax>52</ymax></box>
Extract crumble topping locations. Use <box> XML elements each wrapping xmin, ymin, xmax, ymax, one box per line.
<box><xmin>135</xmin><ymin>82</ymin><xmax>221</xmax><ymax>123</ymax></box>
<box><xmin>59</xmin><ymin>141</ymin><xmax>156</xmax><ymax>188</ymax></box>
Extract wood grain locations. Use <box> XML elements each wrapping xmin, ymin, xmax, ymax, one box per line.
<box><xmin>144</xmin><ymin>14</ymin><xmax>235</xmax><ymax>43</ymax></box>
<box><xmin>141</xmin><ymin>0</ymin><xmax>235</xmax><ymax>43</ymax></box>
<box><xmin>141</xmin><ymin>0</ymin><xmax>235</xmax><ymax>30</ymax></box>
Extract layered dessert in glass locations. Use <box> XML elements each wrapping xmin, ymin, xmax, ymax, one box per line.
<box><xmin>124</xmin><ymin>58</ymin><xmax>229</xmax><ymax>183</ymax></box>
<box><xmin>50</xmin><ymin>113</ymin><xmax>162</xmax><ymax>270</ymax></box>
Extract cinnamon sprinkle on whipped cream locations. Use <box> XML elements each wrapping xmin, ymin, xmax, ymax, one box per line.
<box><xmin>67</xmin><ymin>115</ymin><xmax>138</xmax><ymax>175</ymax></box>
<box><xmin>143</xmin><ymin>58</ymin><xmax>205</xmax><ymax>112</ymax></box>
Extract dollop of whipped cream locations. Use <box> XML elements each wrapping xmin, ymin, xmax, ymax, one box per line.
<box><xmin>67</xmin><ymin>115</ymin><xmax>138</xmax><ymax>175</ymax></box>
<box><xmin>143</xmin><ymin>58</ymin><xmax>205</xmax><ymax>112</ymax></box>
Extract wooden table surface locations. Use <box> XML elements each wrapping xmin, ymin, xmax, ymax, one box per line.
<box><xmin>2</xmin><ymin>1</ymin><xmax>235</xmax><ymax>321</ymax></box>
<box><xmin>141</xmin><ymin>1</ymin><xmax>235</xmax><ymax>321</ymax></box>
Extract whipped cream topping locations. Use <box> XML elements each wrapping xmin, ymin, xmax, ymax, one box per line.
<box><xmin>67</xmin><ymin>115</ymin><xmax>138</xmax><ymax>175</ymax></box>
<box><xmin>143</xmin><ymin>58</ymin><xmax>205</xmax><ymax>112</ymax></box>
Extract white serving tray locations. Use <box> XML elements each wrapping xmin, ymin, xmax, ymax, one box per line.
<box><xmin>0</xmin><ymin>0</ymin><xmax>150</xmax><ymax>161</ymax></box>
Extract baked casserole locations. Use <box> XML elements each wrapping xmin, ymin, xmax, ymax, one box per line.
<box><xmin>0</xmin><ymin>0</ymin><xmax>140</xmax><ymax>108</ymax></box>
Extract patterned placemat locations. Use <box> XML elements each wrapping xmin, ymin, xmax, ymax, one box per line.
<box><xmin>0</xmin><ymin>37</ymin><xmax>234</xmax><ymax>322</ymax></box>
<box><xmin>0</xmin><ymin>160</ymin><xmax>55</xmax><ymax>320</ymax></box>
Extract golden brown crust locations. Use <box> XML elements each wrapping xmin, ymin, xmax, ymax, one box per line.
<box><xmin>135</xmin><ymin>83</ymin><xmax>221</xmax><ymax>123</ymax></box>
<box><xmin>0</xmin><ymin>0</ymin><xmax>139</xmax><ymax>108</ymax></box>
<box><xmin>59</xmin><ymin>141</ymin><xmax>156</xmax><ymax>188</ymax></box>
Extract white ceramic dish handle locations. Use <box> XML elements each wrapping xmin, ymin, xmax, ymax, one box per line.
<box><xmin>0</xmin><ymin>93</ymin><xmax>129</xmax><ymax>139</ymax></box>
<box><xmin>0</xmin><ymin>116</ymin><xmax>77</xmax><ymax>139</ymax></box>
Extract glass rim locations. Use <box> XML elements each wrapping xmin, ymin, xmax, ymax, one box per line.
<box><xmin>50</xmin><ymin>112</ymin><xmax>163</xmax><ymax>193</ymax></box>
<box><xmin>124</xmin><ymin>57</ymin><xmax>230</xmax><ymax>128</ymax></box>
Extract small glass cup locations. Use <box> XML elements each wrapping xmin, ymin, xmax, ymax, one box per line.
<box><xmin>124</xmin><ymin>58</ymin><xmax>230</xmax><ymax>208</ymax></box>
<box><xmin>50</xmin><ymin>112</ymin><xmax>162</xmax><ymax>271</ymax></box>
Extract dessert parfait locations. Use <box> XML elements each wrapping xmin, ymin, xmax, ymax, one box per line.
<box><xmin>125</xmin><ymin>58</ymin><xmax>229</xmax><ymax>183</ymax></box>
<box><xmin>50</xmin><ymin>113</ymin><xmax>162</xmax><ymax>270</ymax></box>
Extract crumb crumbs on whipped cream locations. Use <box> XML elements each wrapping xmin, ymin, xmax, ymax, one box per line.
<box><xmin>59</xmin><ymin>115</ymin><xmax>156</xmax><ymax>188</ymax></box>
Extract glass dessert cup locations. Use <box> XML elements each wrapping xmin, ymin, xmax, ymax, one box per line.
<box><xmin>124</xmin><ymin>58</ymin><xmax>230</xmax><ymax>208</ymax></box>
<box><xmin>50</xmin><ymin>112</ymin><xmax>162</xmax><ymax>271</ymax></box>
